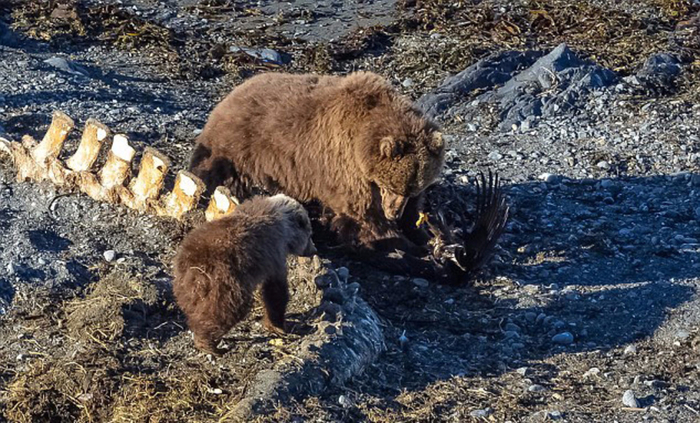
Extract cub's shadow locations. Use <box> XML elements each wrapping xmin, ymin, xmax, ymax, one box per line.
<box><xmin>332</xmin><ymin>173</ymin><xmax>699</xmax><ymax>414</ymax></box>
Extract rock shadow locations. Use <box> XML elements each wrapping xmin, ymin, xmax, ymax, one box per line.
<box><xmin>332</xmin><ymin>172</ymin><xmax>699</xmax><ymax>416</ymax></box>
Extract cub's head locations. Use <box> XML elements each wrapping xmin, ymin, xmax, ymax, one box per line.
<box><xmin>268</xmin><ymin>194</ymin><xmax>317</xmax><ymax>257</ymax></box>
<box><xmin>341</xmin><ymin>72</ymin><xmax>446</xmax><ymax>221</ymax></box>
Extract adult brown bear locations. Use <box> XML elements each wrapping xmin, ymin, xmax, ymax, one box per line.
<box><xmin>189</xmin><ymin>71</ymin><xmax>507</xmax><ymax>281</ymax></box>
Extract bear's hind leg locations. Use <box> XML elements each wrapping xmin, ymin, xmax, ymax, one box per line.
<box><xmin>261</xmin><ymin>276</ymin><xmax>289</xmax><ymax>336</ymax></box>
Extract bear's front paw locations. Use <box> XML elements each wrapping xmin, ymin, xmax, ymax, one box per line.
<box><xmin>263</xmin><ymin>319</ymin><xmax>287</xmax><ymax>337</ymax></box>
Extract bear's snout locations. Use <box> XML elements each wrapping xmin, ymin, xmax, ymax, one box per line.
<box><xmin>380</xmin><ymin>188</ymin><xmax>408</xmax><ymax>221</ymax></box>
<box><xmin>301</xmin><ymin>238</ymin><xmax>317</xmax><ymax>257</ymax></box>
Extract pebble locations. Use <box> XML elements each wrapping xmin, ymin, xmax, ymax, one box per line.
<box><xmin>336</xmin><ymin>266</ymin><xmax>350</xmax><ymax>282</ymax></box>
<box><xmin>488</xmin><ymin>151</ymin><xmax>503</xmax><ymax>161</ymax></box>
<box><xmin>516</xmin><ymin>366</ymin><xmax>529</xmax><ymax>376</ymax></box>
<box><xmin>412</xmin><ymin>278</ymin><xmax>429</xmax><ymax>288</ymax></box>
<box><xmin>528</xmin><ymin>384</ymin><xmax>546</xmax><ymax>393</ymax></box>
<box><xmin>548</xmin><ymin>411</ymin><xmax>563</xmax><ymax>420</ymax></box>
<box><xmin>469</xmin><ymin>408</ymin><xmax>493</xmax><ymax>418</ymax></box>
<box><xmin>103</xmin><ymin>250</ymin><xmax>116</xmax><ymax>262</ymax></box>
<box><xmin>504</xmin><ymin>323</ymin><xmax>521</xmax><ymax>332</ymax></box>
<box><xmin>552</xmin><ymin>332</ymin><xmax>574</xmax><ymax>345</ymax></box>
<box><xmin>43</xmin><ymin>56</ymin><xmax>89</xmax><ymax>76</ymax></box>
<box><xmin>346</xmin><ymin>282</ymin><xmax>360</xmax><ymax>295</ymax></box>
<box><xmin>583</xmin><ymin>367</ymin><xmax>600</xmax><ymax>378</ymax></box>
<box><xmin>624</xmin><ymin>344</ymin><xmax>637</xmax><ymax>355</ymax></box>
<box><xmin>596</xmin><ymin>160</ymin><xmax>610</xmax><ymax>170</ymax></box>
<box><xmin>504</xmin><ymin>330</ymin><xmax>520</xmax><ymax>339</ymax></box>
<box><xmin>323</xmin><ymin>287</ymin><xmax>345</xmax><ymax>304</ymax></box>
<box><xmin>622</xmin><ymin>390</ymin><xmax>640</xmax><ymax>408</ymax></box>
<box><xmin>675</xmin><ymin>329</ymin><xmax>690</xmax><ymax>340</ymax></box>
<box><xmin>539</xmin><ymin>173</ymin><xmax>559</xmax><ymax>184</ymax></box>
<box><xmin>402</xmin><ymin>78</ymin><xmax>414</xmax><ymax>88</ymax></box>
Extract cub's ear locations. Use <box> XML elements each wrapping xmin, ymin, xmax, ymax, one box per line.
<box><xmin>428</xmin><ymin>131</ymin><xmax>444</xmax><ymax>153</ymax></box>
<box><xmin>380</xmin><ymin>136</ymin><xmax>400</xmax><ymax>159</ymax></box>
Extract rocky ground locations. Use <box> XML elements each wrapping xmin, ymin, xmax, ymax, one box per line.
<box><xmin>1</xmin><ymin>0</ymin><xmax>700</xmax><ymax>422</ymax></box>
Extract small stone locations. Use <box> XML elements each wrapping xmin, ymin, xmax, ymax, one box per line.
<box><xmin>208</xmin><ymin>388</ymin><xmax>223</xmax><ymax>395</ymax></box>
<box><xmin>528</xmin><ymin>384</ymin><xmax>546</xmax><ymax>393</ymax></box>
<box><xmin>624</xmin><ymin>344</ymin><xmax>637</xmax><ymax>355</ymax></box>
<box><xmin>525</xmin><ymin>312</ymin><xmax>538</xmax><ymax>323</ymax></box>
<box><xmin>516</xmin><ymin>366</ymin><xmax>529</xmax><ymax>376</ymax></box>
<box><xmin>596</xmin><ymin>160</ymin><xmax>610</xmax><ymax>170</ymax></box>
<box><xmin>622</xmin><ymin>390</ymin><xmax>639</xmax><ymax>408</ymax></box>
<box><xmin>552</xmin><ymin>332</ymin><xmax>574</xmax><ymax>345</ymax></box>
<box><xmin>505</xmin><ymin>323</ymin><xmax>521</xmax><ymax>332</ymax></box>
<box><xmin>536</xmin><ymin>312</ymin><xmax>547</xmax><ymax>324</ymax></box>
<box><xmin>675</xmin><ymin>329</ymin><xmax>691</xmax><ymax>340</ymax></box>
<box><xmin>338</xmin><ymin>395</ymin><xmax>349</xmax><ymax>406</ymax></box>
<box><xmin>320</xmin><ymin>302</ymin><xmax>342</xmax><ymax>322</ymax></box>
<box><xmin>430</xmin><ymin>32</ymin><xmax>443</xmax><ymax>40</ymax></box>
<box><xmin>504</xmin><ymin>331</ymin><xmax>520</xmax><ymax>339</ymax></box>
<box><xmin>346</xmin><ymin>282</ymin><xmax>360</xmax><ymax>295</ymax></box>
<box><xmin>488</xmin><ymin>151</ymin><xmax>503</xmax><ymax>161</ymax></box>
<box><xmin>469</xmin><ymin>408</ymin><xmax>493</xmax><ymax>418</ymax></box>
<box><xmin>314</xmin><ymin>272</ymin><xmax>338</xmax><ymax>288</ymax></box>
<box><xmin>412</xmin><ymin>278</ymin><xmax>429</xmax><ymax>288</ymax></box>
<box><xmin>402</xmin><ymin>78</ymin><xmax>414</xmax><ymax>88</ymax></box>
<box><xmin>583</xmin><ymin>367</ymin><xmax>600</xmax><ymax>378</ymax></box>
<box><xmin>539</xmin><ymin>173</ymin><xmax>559</xmax><ymax>184</ymax></box>
<box><xmin>336</xmin><ymin>267</ymin><xmax>350</xmax><ymax>282</ymax></box>
<box><xmin>44</xmin><ymin>56</ymin><xmax>88</xmax><ymax>76</ymax></box>
<box><xmin>600</xmin><ymin>179</ymin><xmax>614</xmax><ymax>189</ymax></box>
<box><xmin>548</xmin><ymin>411</ymin><xmax>563</xmax><ymax>420</ymax></box>
<box><xmin>103</xmin><ymin>250</ymin><xmax>116</xmax><ymax>262</ymax></box>
<box><xmin>323</xmin><ymin>287</ymin><xmax>345</xmax><ymax>304</ymax></box>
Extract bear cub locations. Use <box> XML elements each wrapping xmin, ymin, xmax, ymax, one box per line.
<box><xmin>172</xmin><ymin>194</ymin><xmax>317</xmax><ymax>354</ymax></box>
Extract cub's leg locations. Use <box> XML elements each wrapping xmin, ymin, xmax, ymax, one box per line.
<box><xmin>261</xmin><ymin>275</ymin><xmax>290</xmax><ymax>336</ymax></box>
<box><xmin>190</xmin><ymin>285</ymin><xmax>254</xmax><ymax>355</ymax></box>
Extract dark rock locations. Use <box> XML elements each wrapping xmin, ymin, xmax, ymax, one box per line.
<box><xmin>416</xmin><ymin>50</ymin><xmax>542</xmax><ymax>117</ymax></box>
<box><xmin>636</xmin><ymin>53</ymin><xmax>682</xmax><ymax>89</ymax></box>
<box><xmin>552</xmin><ymin>331</ymin><xmax>574</xmax><ymax>345</ymax></box>
<box><xmin>323</xmin><ymin>287</ymin><xmax>346</xmax><ymax>305</ymax></box>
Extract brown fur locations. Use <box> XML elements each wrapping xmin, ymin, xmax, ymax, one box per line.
<box><xmin>172</xmin><ymin>194</ymin><xmax>316</xmax><ymax>354</ymax></box>
<box><xmin>189</xmin><ymin>71</ymin><xmax>445</xmax><ymax>250</ymax></box>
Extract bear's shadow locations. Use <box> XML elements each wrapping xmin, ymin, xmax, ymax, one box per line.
<box><xmin>314</xmin><ymin>173</ymin><xmax>700</xmax><ymax>415</ymax></box>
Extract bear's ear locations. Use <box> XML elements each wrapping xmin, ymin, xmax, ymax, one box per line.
<box><xmin>428</xmin><ymin>131</ymin><xmax>444</xmax><ymax>153</ymax></box>
<box><xmin>380</xmin><ymin>136</ymin><xmax>400</xmax><ymax>159</ymax></box>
